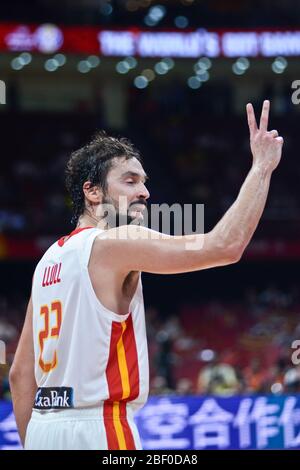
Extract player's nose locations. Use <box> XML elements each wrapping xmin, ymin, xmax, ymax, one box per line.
<box><xmin>138</xmin><ymin>183</ymin><xmax>150</xmax><ymax>201</ymax></box>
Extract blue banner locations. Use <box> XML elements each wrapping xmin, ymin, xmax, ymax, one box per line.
<box><xmin>1</xmin><ymin>395</ymin><xmax>300</xmax><ymax>450</ymax></box>
<box><xmin>0</xmin><ymin>401</ymin><xmax>21</xmax><ymax>449</ymax></box>
<box><xmin>135</xmin><ymin>395</ymin><xmax>300</xmax><ymax>450</ymax></box>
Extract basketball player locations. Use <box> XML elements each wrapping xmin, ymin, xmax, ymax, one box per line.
<box><xmin>9</xmin><ymin>100</ymin><xmax>283</xmax><ymax>450</ymax></box>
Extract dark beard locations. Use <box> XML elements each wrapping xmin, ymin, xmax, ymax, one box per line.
<box><xmin>115</xmin><ymin>211</ymin><xmax>137</xmax><ymax>227</ymax></box>
<box><xmin>101</xmin><ymin>197</ymin><xmax>144</xmax><ymax>228</ymax></box>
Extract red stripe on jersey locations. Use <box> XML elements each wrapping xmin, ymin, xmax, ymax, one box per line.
<box><xmin>105</xmin><ymin>322</ymin><xmax>124</xmax><ymax>401</ymax></box>
<box><xmin>119</xmin><ymin>401</ymin><xmax>136</xmax><ymax>450</ymax></box>
<box><xmin>103</xmin><ymin>402</ymin><xmax>120</xmax><ymax>450</ymax></box>
<box><xmin>123</xmin><ymin>315</ymin><xmax>140</xmax><ymax>401</ymax></box>
<box><xmin>58</xmin><ymin>226</ymin><xmax>93</xmax><ymax>247</ymax></box>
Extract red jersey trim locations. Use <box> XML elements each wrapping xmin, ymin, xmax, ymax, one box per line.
<box><xmin>58</xmin><ymin>226</ymin><xmax>94</xmax><ymax>247</ymax></box>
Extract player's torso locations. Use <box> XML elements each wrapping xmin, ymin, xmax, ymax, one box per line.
<box><xmin>31</xmin><ymin>227</ymin><xmax>149</xmax><ymax>411</ymax></box>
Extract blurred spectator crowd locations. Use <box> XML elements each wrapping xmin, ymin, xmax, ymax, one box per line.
<box><xmin>2</xmin><ymin>0</ymin><xmax>300</xmax><ymax>29</ymax></box>
<box><xmin>147</xmin><ymin>284</ymin><xmax>300</xmax><ymax>397</ymax></box>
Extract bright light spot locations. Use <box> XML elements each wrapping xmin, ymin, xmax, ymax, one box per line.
<box><xmin>134</xmin><ymin>75</ymin><xmax>149</xmax><ymax>89</ymax></box>
<box><xmin>53</xmin><ymin>54</ymin><xmax>66</xmax><ymax>66</ymax></box>
<box><xmin>174</xmin><ymin>16</ymin><xmax>189</xmax><ymax>28</ymax></box>
<box><xmin>161</xmin><ymin>57</ymin><xmax>174</xmax><ymax>70</ymax></box>
<box><xmin>116</xmin><ymin>61</ymin><xmax>130</xmax><ymax>74</ymax></box>
<box><xmin>195</xmin><ymin>67</ymin><xmax>208</xmax><ymax>76</ymax></box>
<box><xmin>197</xmin><ymin>70</ymin><xmax>210</xmax><ymax>81</ymax></box>
<box><xmin>45</xmin><ymin>58</ymin><xmax>59</xmax><ymax>72</ymax></box>
<box><xmin>272</xmin><ymin>56</ymin><xmax>288</xmax><ymax>74</ymax></box>
<box><xmin>187</xmin><ymin>76</ymin><xmax>202</xmax><ymax>89</ymax></box>
<box><xmin>271</xmin><ymin>382</ymin><xmax>283</xmax><ymax>394</ymax></box>
<box><xmin>142</xmin><ymin>69</ymin><xmax>155</xmax><ymax>81</ymax></box>
<box><xmin>149</xmin><ymin>5</ymin><xmax>166</xmax><ymax>22</ymax></box>
<box><xmin>77</xmin><ymin>61</ymin><xmax>91</xmax><ymax>73</ymax></box>
<box><xmin>275</xmin><ymin>56</ymin><xmax>288</xmax><ymax>68</ymax></box>
<box><xmin>11</xmin><ymin>58</ymin><xmax>24</xmax><ymax>70</ymax></box>
<box><xmin>236</xmin><ymin>57</ymin><xmax>250</xmax><ymax>71</ymax></box>
<box><xmin>197</xmin><ymin>57</ymin><xmax>212</xmax><ymax>69</ymax></box>
<box><xmin>124</xmin><ymin>56</ymin><xmax>137</xmax><ymax>69</ymax></box>
<box><xmin>272</xmin><ymin>62</ymin><xmax>284</xmax><ymax>74</ymax></box>
<box><xmin>19</xmin><ymin>52</ymin><xmax>32</xmax><ymax>65</ymax></box>
<box><xmin>199</xmin><ymin>349</ymin><xmax>215</xmax><ymax>361</ymax></box>
<box><xmin>87</xmin><ymin>55</ymin><xmax>100</xmax><ymax>68</ymax></box>
<box><xmin>232</xmin><ymin>62</ymin><xmax>245</xmax><ymax>75</ymax></box>
<box><xmin>154</xmin><ymin>61</ymin><xmax>169</xmax><ymax>74</ymax></box>
<box><xmin>145</xmin><ymin>4</ymin><xmax>166</xmax><ymax>25</ymax></box>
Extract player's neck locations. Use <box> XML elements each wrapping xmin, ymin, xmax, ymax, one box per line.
<box><xmin>77</xmin><ymin>213</ymin><xmax>107</xmax><ymax>230</ymax></box>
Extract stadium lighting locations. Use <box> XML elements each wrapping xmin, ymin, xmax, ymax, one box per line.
<box><xmin>195</xmin><ymin>57</ymin><xmax>212</xmax><ymax>70</ymax></box>
<box><xmin>187</xmin><ymin>76</ymin><xmax>202</xmax><ymax>89</ymax></box>
<box><xmin>116</xmin><ymin>61</ymin><xmax>130</xmax><ymax>74</ymax></box>
<box><xmin>149</xmin><ymin>5</ymin><xmax>166</xmax><ymax>22</ymax></box>
<box><xmin>144</xmin><ymin>4</ymin><xmax>166</xmax><ymax>26</ymax></box>
<box><xmin>174</xmin><ymin>16</ymin><xmax>189</xmax><ymax>29</ymax></box>
<box><xmin>232</xmin><ymin>62</ymin><xmax>246</xmax><ymax>75</ymax></box>
<box><xmin>161</xmin><ymin>57</ymin><xmax>174</xmax><ymax>70</ymax></box>
<box><xmin>236</xmin><ymin>57</ymin><xmax>250</xmax><ymax>70</ymax></box>
<box><xmin>45</xmin><ymin>58</ymin><xmax>59</xmax><ymax>72</ymax></box>
<box><xmin>11</xmin><ymin>57</ymin><xmax>24</xmax><ymax>70</ymax></box>
<box><xmin>232</xmin><ymin>58</ymin><xmax>250</xmax><ymax>75</ymax></box>
<box><xmin>196</xmin><ymin>70</ymin><xmax>210</xmax><ymax>81</ymax></box>
<box><xmin>272</xmin><ymin>56</ymin><xmax>288</xmax><ymax>74</ymax></box>
<box><xmin>19</xmin><ymin>52</ymin><xmax>32</xmax><ymax>65</ymax></box>
<box><xmin>11</xmin><ymin>53</ymin><xmax>32</xmax><ymax>70</ymax></box>
<box><xmin>77</xmin><ymin>60</ymin><xmax>91</xmax><ymax>73</ymax></box>
<box><xmin>124</xmin><ymin>56</ymin><xmax>137</xmax><ymax>69</ymax></box>
<box><xmin>141</xmin><ymin>69</ymin><xmax>155</xmax><ymax>81</ymax></box>
<box><xmin>53</xmin><ymin>54</ymin><xmax>66</xmax><ymax>66</ymax></box>
<box><xmin>134</xmin><ymin>75</ymin><xmax>149</xmax><ymax>89</ymax></box>
<box><xmin>154</xmin><ymin>61</ymin><xmax>169</xmax><ymax>74</ymax></box>
<box><xmin>87</xmin><ymin>55</ymin><xmax>100</xmax><ymax>68</ymax></box>
<box><xmin>271</xmin><ymin>383</ymin><xmax>283</xmax><ymax>394</ymax></box>
<box><xmin>199</xmin><ymin>349</ymin><xmax>215</xmax><ymax>361</ymax></box>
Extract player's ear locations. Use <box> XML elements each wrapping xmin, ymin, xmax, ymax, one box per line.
<box><xmin>83</xmin><ymin>181</ymin><xmax>103</xmax><ymax>204</ymax></box>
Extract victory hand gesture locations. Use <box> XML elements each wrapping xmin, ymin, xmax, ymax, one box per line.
<box><xmin>247</xmin><ymin>100</ymin><xmax>283</xmax><ymax>172</ymax></box>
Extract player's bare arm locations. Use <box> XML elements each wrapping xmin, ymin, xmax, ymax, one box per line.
<box><xmin>94</xmin><ymin>100</ymin><xmax>283</xmax><ymax>275</ymax></box>
<box><xmin>9</xmin><ymin>297</ymin><xmax>37</xmax><ymax>446</ymax></box>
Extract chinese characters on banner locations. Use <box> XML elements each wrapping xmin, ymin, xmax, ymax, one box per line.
<box><xmin>1</xmin><ymin>396</ymin><xmax>300</xmax><ymax>450</ymax></box>
<box><xmin>135</xmin><ymin>395</ymin><xmax>300</xmax><ymax>450</ymax></box>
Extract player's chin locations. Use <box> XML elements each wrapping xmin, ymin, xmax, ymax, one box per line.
<box><xmin>129</xmin><ymin>210</ymin><xmax>144</xmax><ymax>221</ymax></box>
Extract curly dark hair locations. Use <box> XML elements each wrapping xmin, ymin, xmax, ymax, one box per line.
<box><xmin>65</xmin><ymin>130</ymin><xmax>142</xmax><ymax>225</ymax></box>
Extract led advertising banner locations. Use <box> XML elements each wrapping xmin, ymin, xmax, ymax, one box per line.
<box><xmin>0</xmin><ymin>23</ymin><xmax>300</xmax><ymax>58</ymax></box>
<box><xmin>1</xmin><ymin>395</ymin><xmax>300</xmax><ymax>450</ymax></box>
<box><xmin>135</xmin><ymin>395</ymin><xmax>300</xmax><ymax>450</ymax></box>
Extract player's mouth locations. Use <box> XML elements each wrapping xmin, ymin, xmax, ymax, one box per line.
<box><xmin>129</xmin><ymin>203</ymin><xmax>147</xmax><ymax>212</ymax></box>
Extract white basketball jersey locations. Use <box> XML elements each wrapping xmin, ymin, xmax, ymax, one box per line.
<box><xmin>31</xmin><ymin>227</ymin><xmax>149</xmax><ymax>413</ymax></box>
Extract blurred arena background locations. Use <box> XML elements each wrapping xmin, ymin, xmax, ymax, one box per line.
<box><xmin>1</xmin><ymin>0</ymin><xmax>300</xmax><ymax>450</ymax></box>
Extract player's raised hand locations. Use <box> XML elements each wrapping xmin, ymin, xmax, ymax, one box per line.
<box><xmin>246</xmin><ymin>100</ymin><xmax>283</xmax><ymax>172</ymax></box>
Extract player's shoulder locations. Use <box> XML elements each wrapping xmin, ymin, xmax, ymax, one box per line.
<box><xmin>95</xmin><ymin>225</ymin><xmax>162</xmax><ymax>244</ymax></box>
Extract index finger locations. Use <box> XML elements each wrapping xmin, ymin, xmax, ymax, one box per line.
<box><xmin>259</xmin><ymin>99</ymin><xmax>270</xmax><ymax>132</ymax></box>
<box><xmin>246</xmin><ymin>103</ymin><xmax>258</xmax><ymax>137</ymax></box>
